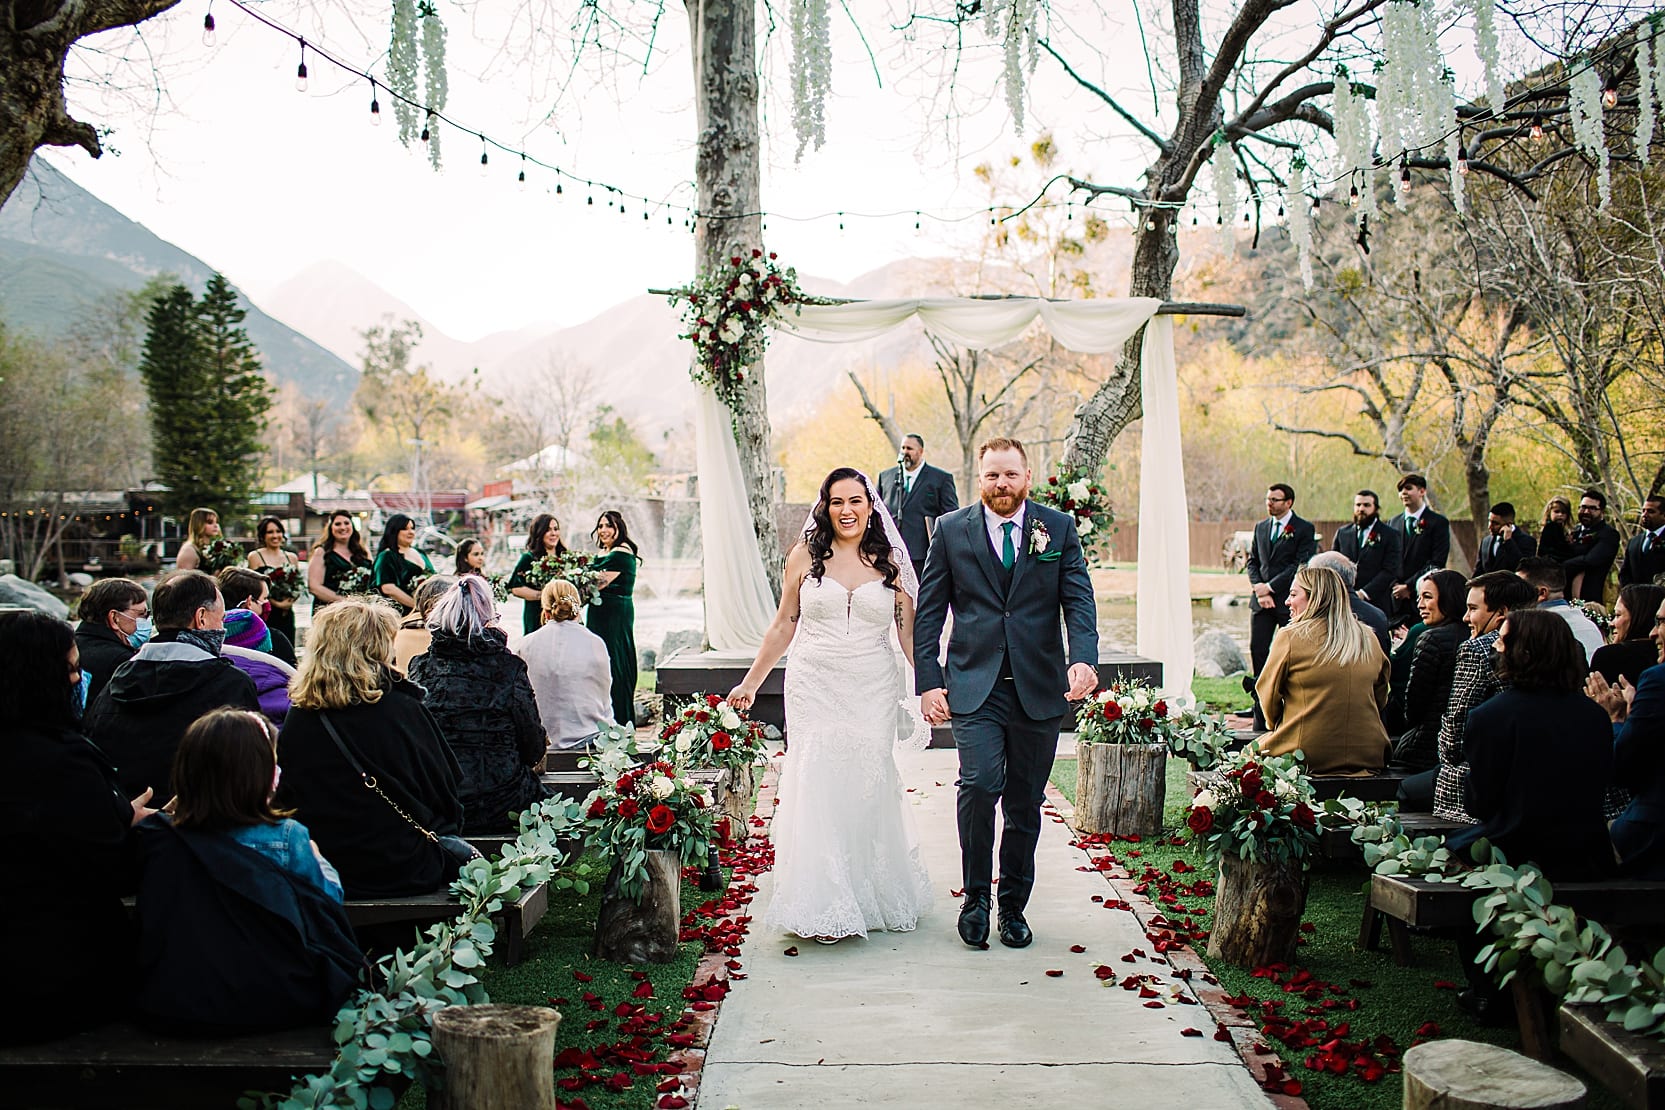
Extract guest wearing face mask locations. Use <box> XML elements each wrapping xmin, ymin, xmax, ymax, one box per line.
<box><xmin>84</xmin><ymin>570</ymin><xmax>260</xmax><ymax>800</ymax></box>
<box><xmin>75</xmin><ymin>578</ymin><xmax>151</xmax><ymax>709</ymax></box>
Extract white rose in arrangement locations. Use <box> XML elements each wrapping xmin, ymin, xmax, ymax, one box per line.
<box><xmin>719</xmin><ymin>708</ymin><xmax>743</xmax><ymax>730</ymax></box>
<box><xmin>718</xmin><ymin>317</ymin><xmax>745</xmax><ymax>344</ymax></box>
<box><xmin>1078</xmin><ymin>518</ymin><xmax>1093</xmax><ymax>537</ymax></box>
<box><xmin>649</xmin><ymin>775</ymin><xmax>676</xmax><ymax>800</ymax></box>
<box><xmin>1067</xmin><ymin>480</ymin><xmax>1092</xmax><ymax>503</ymax></box>
<box><xmin>675</xmin><ymin>736</ymin><xmax>693</xmax><ymax>755</ymax></box>
<box><xmin>1097</xmin><ymin>689</ymin><xmax>1114</xmax><ymax>703</ymax></box>
<box><xmin>1192</xmin><ymin>789</ymin><xmax>1218</xmax><ymax>810</ymax></box>
<box><xmin>737</xmin><ymin>271</ymin><xmax>753</xmax><ymax>286</ymax></box>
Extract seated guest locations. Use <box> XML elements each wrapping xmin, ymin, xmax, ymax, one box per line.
<box><xmin>75</xmin><ymin>577</ymin><xmax>150</xmax><ymax>708</ymax></box>
<box><xmin>408</xmin><ymin>576</ymin><xmax>548</xmax><ymax>834</ymax></box>
<box><xmin>85</xmin><ymin>570</ymin><xmax>259</xmax><ymax>800</ymax></box>
<box><xmin>517</xmin><ymin>579</ymin><xmax>615</xmax><ymax>751</ymax></box>
<box><xmin>1447</xmin><ymin>610</ymin><xmax>1614</xmax><ymax>879</ymax></box>
<box><xmin>1255</xmin><ymin>565</ymin><xmax>1391</xmax><ymax>775</ymax></box>
<box><xmin>1473</xmin><ymin>502</ymin><xmax>1536</xmax><ymax>574</ymax></box>
<box><xmin>0</xmin><ymin>610</ymin><xmax>149</xmax><ymax>1046</ymax></box>
<box><xmin>1309</xmin><ymin>550</ymin><xmax>1390</xmax><ymax>654</ymax></box>
<box><xmin>393</xmin><ymin>574</ymin><xmax>455</xmax><ymax>672</ymax></box>
<box><xmin>134</xmin><ymin>709</ymin><xmax>359</xmax><ymax>1034</ymax></box>
<box><xmin>1593</xmin><ymin>590</ymin><xmax>1665</xmax><ymax>878</ymax></box>
<box><xmin>217</xmin><ymin>568</ymin><xmax>294</xmax><ymax>725</ymax></box>
<box><xmin>276</xmin><ymin>600</ymin><xmax>468</xmax><ymax>898</ymax></box>
<box><xmin>217</xmin><ymin>566</ymin><xmax>297</xmax><ymax>664</ymax></box>
<box><xmin>1592</xmin><ymin>584</ymin><xmax>1665</xmax><ymax>687</ymax></box>
<box><xmin>1387</xmin><ymin>569</ymin><xmax>1467</xmax><ymax>780</ymax></box>
<box><xmin>1516</xmin><ymin>557</ymin><xmax>1605</xmax><ymax>661</ymax></box>
<box><xmin>1432</xmin><ymin>571</ymin><xmax>1539</xmax><ymax>823</ymax></box>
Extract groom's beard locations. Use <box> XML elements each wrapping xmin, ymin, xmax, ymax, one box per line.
<box><xmin>981</xmin><ymin>484</ymin><xmax>1029</xmax><ymax>516</ymax></box>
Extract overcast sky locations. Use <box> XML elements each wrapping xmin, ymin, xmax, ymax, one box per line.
<box><xmin>41</xmin><ymin>2</ymin><xmax>1176</xmax><ymax>341</ymax></box>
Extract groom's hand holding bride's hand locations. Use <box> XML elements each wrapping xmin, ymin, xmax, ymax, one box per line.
<box><xmin>921</xmin><ymin>688</ymin><xmax>950</xmax><ymax>725</ymax></box>
<box><xmin>1066</xmin><ymin>663</ymin><xmax>1098</xmax><ymax>702</ymax></box>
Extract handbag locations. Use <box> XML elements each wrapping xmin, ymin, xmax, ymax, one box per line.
<box><xmin>318</xmin><ymin>711</ymin><xmax>480</xmax><ymax>870</ymax></box>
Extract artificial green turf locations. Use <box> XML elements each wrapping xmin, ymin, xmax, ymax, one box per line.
<box><xmin>1190</xmin><ymin>674</ymin><xmax>1252</xmax><ymax>713</ymax></box>
<box><xmin>396</xmin><ymin>854</ymin><xmax>715</xmax><ymax>1109</ymax></box>
<box><xmin>1048</xmin><ymin>757</ymin><xmax>1623</xmax><ymax>1110</ymax></box>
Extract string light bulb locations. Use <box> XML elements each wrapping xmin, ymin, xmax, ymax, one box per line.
<box><xmin>1530</xmin><ymin>118</ymin><xmax>1545</xmax><ymax>142</ymax></box>
<box><xmin>478</xmin><ymin>135</ymin><xmax>488</xmax><ymax>176</ymax></box>
<box><xmin>420</xmin><ymin>112</ymin><xmax>433</xmax><ymax>143</ymax></box>
<box><xmin>1348</xmin><ymin>182</ymin><xmax>1360</xmax><ymax>207</ymax></box>
<box><xmin>1456</xmin><ymin>145</ymin><xmax>1469</xmax><ymax>175</ymax></box>
<box><xmin>295</xmin><ymin>40</ymin><xmax>308</xmax><ymax>92</ymax></box>
<box><xmin>1399</xmin><ymin>156</ymin><xmax>1412</xmax><ymax>190</ymax></box>
<box><xmin>517</xmin><ymin>154</ymin><xmax>526</xmax><ymax>189</ymax></box>
<box><xmin>202</xmin><ymin>11</ymin><xmax>217</xmax><ymax>47</ymax></box>
<box><xmin>368</xmin><ymin>80</ymin><xmax>380</xmax><ymax>126</ymax></box>
<box><xmin>1309</xmin><ymin>194</ymin><xmax>1321</xmax><ymax>216</ymax></box>
<box><xmin>1603</xmin><ymin>77</ymin><xmax>1619</xmax><ymax>109</ymax></box>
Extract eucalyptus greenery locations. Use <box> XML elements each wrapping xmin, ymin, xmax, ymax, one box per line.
<box><xmin>238</xmin><ymin>797</ymin><xmax>587</xmax><ymax>1109</ymax></box>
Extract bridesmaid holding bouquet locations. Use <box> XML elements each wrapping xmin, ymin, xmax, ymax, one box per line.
<box><xmin>589</xmin><ymin>511</ymin><xmax>641</xmax><ymax>727</ymax></box>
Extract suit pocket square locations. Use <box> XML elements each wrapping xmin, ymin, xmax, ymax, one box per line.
<box><xmin>1036</xmin><ymin>551</ymin><xmax>1062</xmax><ymax>563</ymax></box>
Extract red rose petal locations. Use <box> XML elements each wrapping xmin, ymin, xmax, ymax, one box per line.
<box><xmin>1045</xmin><ymin>969</ymin><xmax>1064</xmax><ymax>978</ymax></box>
<box><xmin>1069</xmin><ymin>944</ymin><xmax>1087</xmax><ymax>953</ymax></box>
<box><xmin>1180</xmin><ymin>1028</ymin><xmax>1203</xmax><ymax>1037</ymax></box>
<box><xmin>784</xmin><ymin>946</ymin><xmax>798</xmax><ymax>957</ymax></box>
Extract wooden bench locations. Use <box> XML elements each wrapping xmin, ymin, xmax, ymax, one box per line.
<box><xmin>1361</xmin><ymin>874</ymin><xmax>1665</xmax><ymax>967</ymax></box>
<box><xmin>0</xmin><ymin>1020</ymin><xmax>354</xmax><ymax>1109</ymax></box>
<box><xmin>1319</xmin><ymin>813</ymin><xmax>1467</xmax><ymax>862</ymax></box>
<box><xmin>542</xmin><ymin>748</ymin><xmax>588</xmax><ymax>773</ymax></box>
<box><xmin>1559</xmin><ymin>1002</ymin><xmax>1665</xmax><ymax>1109</ymax></box>
<box><xmin>346</xmin><ymin>879</ymin><xmax>549</xmax><ymax>966</ymax></box>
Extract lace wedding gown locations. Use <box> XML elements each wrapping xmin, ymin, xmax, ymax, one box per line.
<box><xmin>763</xmin><ymin>576</ymin><xmax>934</xmax><ymax>940</ymax></box>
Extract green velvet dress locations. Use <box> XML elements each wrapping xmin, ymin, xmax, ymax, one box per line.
<box><xmin>506</xmin><ymin>552</ymin><xmax>544</xmax><ymax>635</ymax></box>
<box><xmin>372</xmin><ymin>549</ymin><xmax>434</xmax><ymax>615</ymax></box>
<box><xmin>586</xmin><ymin>548</ymin><xmax>639</xmax><ymax>726</ymax></box>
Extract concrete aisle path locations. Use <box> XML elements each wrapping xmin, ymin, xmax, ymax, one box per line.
<box><xmin>697</xmin><ymin>746</ymin><xmax>1273</xmax><ymax>1109</ymax></box>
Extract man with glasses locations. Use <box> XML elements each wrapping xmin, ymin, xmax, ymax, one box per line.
<box><xmin>1561</xmin><ymin>489</ymin><xmax>1621</xmax><ymax>602</ymax></box>
<box><xmin>1240</xmin><ymin>483</ymin><xmax>1317</xmax><ymax>730</ymax></box>
<box><xmin>84</xmin><ymin>569</ymin><xmax>258</xmax><ymax>800</ymax></box>
<box><xmin>74</xmin><ymin>578</ymin><xmax>152</xmax><ymax>708</ymax></box>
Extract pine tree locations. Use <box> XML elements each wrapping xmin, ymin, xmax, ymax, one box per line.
<box><xmin>138</xmin><ymin>275</ymin><xmax>273</xmax><ymax>517</ymax></box>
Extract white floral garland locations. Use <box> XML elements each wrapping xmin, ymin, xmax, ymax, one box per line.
<box><xmin>985</xmin><ymin>0</ymin><xmax>1040</xmax><ymax>131</ymax></box>
<box><xmin>1474</xmin><ymin>0</ymin><xmax>1506</xmax><ymax>117</ymax></box>
<box><xmin>1376</xmin><ymin>1</ymin><xmax>1458</xmax><ymax>210</ymax></box>
<box><xmin>1570</xmin><ymin>64</ymin><xmax>1613</xmax><ymax>209</ymax></box>
<box><xmin>1638</xmin><ymin>35</ymin><xmax>1658</xmax><ymax>160</ymax></box>
<box><xmin>1283</xmin><ymin>162</ymin><xmax>1314</xmax><ymax>290</ymax></box>
<box><xmin>789</xmin><ymin>0</ymin><xmax>831</xmax><ymax>161</ymax></box>
<box><xmin>1210</xmin><ymin>138</ymin><xmax>1238</xmax><ymax>253</ymax></box>
<box><xmin>1331</xmin><ymin>70</ymin><xmax>1376</xmax><ymax>226</ymax></box>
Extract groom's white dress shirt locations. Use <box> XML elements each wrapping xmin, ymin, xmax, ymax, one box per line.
<box><xmin>982</xmin><ymin>502</ymin><xmax>1027</xmax><ymax>558</ymax></box>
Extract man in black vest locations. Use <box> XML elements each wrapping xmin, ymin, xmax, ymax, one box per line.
<box><xmin>1562</xmin><ymin>488</ymin><xmax>1622</xmax><ymax>601</ymax></box>
<box><xmin>877</xmin><ymin>433</ymin><xmax>960</xmax><ymax>583</ymax></box>
<box><xmin>1389</xmin><ymin>474</ymin><xmax>1451</xmax><ymax>627</ymax></box>
<box><xmin>1242</xmin><ymin>483</ymin><xmax>1317</xmax><ymax>730</ymax></box>
<box><xmin>1331</xmin><ymin>489</ymin><xmax>1403</xmax><ymax>616</ymax></box>
<box><xmin>1474</xmin><ymin>502</ymin><xmax>1536</xmax><ymax>575</ymax></box>
<box><xmin>1620</xmin><ymin>495</ymin><xmax>1665</xmax><ymax>587</ymax></box>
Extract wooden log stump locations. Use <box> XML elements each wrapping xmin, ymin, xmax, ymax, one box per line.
<box><xmin>1206</xmin><ymin>855</ymin><xmax>1308</xmax><ymax>967</ymax></box>
<box><xmin>593</xmin><ymin>848</ymin><xmax>682</xmax><ymax>964</ymax></box>
<box><xmin>718</xmin><ymin>761</ymin><xmax>757</xmax><ymax>826</ymax></box>
<box><xmin>429</xmin><ymin>1004</ymin><xmax>561</xmax><ymax>1110</ymax></box>
<box><xmin>1402</xmin><ymin>1039</ymin><xmax>1586</xmax><ymax>1109</ymax></box>
<box><xmin>1075</xmin><ymin>741</ymin><xmax>1166</xmax><ymax>836</ymax></box>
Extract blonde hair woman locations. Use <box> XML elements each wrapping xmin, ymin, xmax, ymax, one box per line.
<box><xmin>174</xmin><ymin>507</ymin><xmax>221</xmax><ymax>571</ymax></box>
<box><xmin>514</xmin><ymin>579</ymin><xmax>613</xmax><ymax>751</ymax></box>
<box><xmin>276</xmin><ymin>600</ymin><xmax>467</xmax><ymax>898</ymax></box>
<box><xmin>1255</xmin><ymin>564</ymin><xmax>1391</xmax><ymax>775</ymax></box>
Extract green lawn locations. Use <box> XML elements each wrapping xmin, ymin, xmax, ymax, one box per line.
<box><xmin>1047</xmin><ymin>757</ymin><xmax>1621</xmax><ymax>1110</ymax></box>
<box><xmin>1190</xmin><ymin>674</ymin><xmax>1252</xmax><ymax>713</ymax></box>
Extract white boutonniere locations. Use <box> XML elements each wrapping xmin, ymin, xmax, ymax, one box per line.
<box><xmin>1030</xmin><ymin>520</ymin><xmax>1050</xmax><ymax>555</ymax></box>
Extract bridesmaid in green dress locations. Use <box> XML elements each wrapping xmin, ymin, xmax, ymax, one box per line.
<box><xmin>589</xmin><ymin>511</ymin><xmax>641</xmax><ymax>726</ymax></box>
<box><xmin>372</xmin><ymin>514</ymin><xmax>435</xmax><ymax>615</ymax></box>
<box><xmin>307</xmin><ymin>510</ymin><xmax>373</xmax><ymax>611</ymax></box>
<box><xmin>507</xmin><ymin>514</ymin><xmax>570</xmax><ymax>635</ymax></box>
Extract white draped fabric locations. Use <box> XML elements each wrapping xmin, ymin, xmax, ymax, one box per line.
<box><xmin>698</xmin><ymin>294</ymin><xmax>1194</xmax><ymax>699</ymax></box>
<box><xmin>693</xmin><ymin>385</ymin><xmax>780</xmax><ymax>650</ymax></box>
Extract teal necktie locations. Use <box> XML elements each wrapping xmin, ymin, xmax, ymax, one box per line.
<box><xmin>1001</xmin><ymin>522</ymin><xmax>1016</xmax><ymax>569</ymax></box>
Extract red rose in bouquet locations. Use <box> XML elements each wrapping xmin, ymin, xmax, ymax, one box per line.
<box><xmin>1291</xmin><ymin>803</ymin><xmax>1317</xmax><ymax>829</ymax></box>
<box><xmin>706</xmin><ymin>694</ymin><xmax>722</xmax><ymax>707</ymax></box>
<box><xmin>646</xmin><ymin>805</ymin><xmax>676</xmax><ymax>835</ymax></box>
<box><xmin>1153</xmin><ymin>700</ymin><xmax>1168</xmax><ymax>717</ymax></box>
<box><xmin>1187</xmin><ymin>806</ymin><xmax>1213</xmax><ymax>834</ymax></box>
<box><xmin>1254</xmin><ymin>790</ymin><xmax>1277</xmax><ymax>809</ymax></box>
<box><xmin>1102</xmin><ymin>701</ymin><xmax>1123</xmax><ymax>721</ymax></box>
<box><xmin>1240</xmin><ymin>765</ymin><xmax>1264</xmax><ymax>796</ymax></box>
<box><xmin>618</xmin><ymin>798</ymin><xmax>640</xmax><ymax>819</ymax></box>
<box><xmin>711</xmin><ymin>731</ymin><xmax>733</xmax><ymax>751</ymax></box>
<box><xmin>586</xmin><ymin>795</ymin><xmax>608</xmax><ymax>819</ymax></box>
<box><xmin>616</xmin><ymin>774</ymin><xmax>637</xmax><ymax>794</ymax></box>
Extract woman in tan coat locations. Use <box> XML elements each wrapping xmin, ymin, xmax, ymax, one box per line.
<box><xmin>1256</xmin><ymin>564</ymin><xmax>1391</xmax><ymax>775</ymax></box>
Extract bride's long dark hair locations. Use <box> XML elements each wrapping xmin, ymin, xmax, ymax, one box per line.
<box><xmin>805</xmin><ymin>467</ymin><xmax>901</xmax><ymax>592</ymax></box>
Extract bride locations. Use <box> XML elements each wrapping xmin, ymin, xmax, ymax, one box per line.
<box><xmin>727</xmin><ymin>466</ymin><xmax>933</xmax><ymax>944</ymax></box>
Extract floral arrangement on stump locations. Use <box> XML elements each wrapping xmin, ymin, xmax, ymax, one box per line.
<box><xmin>661</xmin><ymin>693</ymin><xmax>776</xmax><ymax>775</ymax></box>
<box><xmin>1074</xmin><ymin>680</ymin><xmax>1235</xmax><ymax>836</ymax></box>
<box><xmin>667</xmin><ymin>249</ymin><xmax>808</xmax><ymax>417</ymax></box>
<box><xmin>1031</xmin><ymin>462</ymin><xmax>1113</xmax><ymax>553</ymax></box>
<box><xmin>260</xmin><ymin>563</ymin><xmax>305</xmax><ymax>603</ymax></box>
<box><xmin>580</xmin><ymin>760</ymin><xmax>717</xmax><ymax>900</ymax></box>
<box><xmin>1187</xmin><ymin>749</ymin><xmax>1319</xmax><ymax>866</ymax></box>
<box><xmin>196</xmin><ymin>536</ymin><xmax>245</xmax><ymax>572</ymax></box>
<box><xmin>1077</xmin><ymin>681</ymin><xmax>1175</xmax><ymax>747</ymax></box>
<box><xmin>520</xmin><ymin>551</ymin><xmax>604</xmax><ymax>606</ymax></box>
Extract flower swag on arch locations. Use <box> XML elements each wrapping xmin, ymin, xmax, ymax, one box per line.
<box><xmin>667</xmin><ymin>249</ymin><xmax>810</xmax><ymax>417</ymax></box>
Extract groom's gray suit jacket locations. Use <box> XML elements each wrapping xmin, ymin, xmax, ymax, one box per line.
<box><xmin>913</xmin><ymin>501</ymin><xmax>1099</xmax><ymax>721</ymax></box>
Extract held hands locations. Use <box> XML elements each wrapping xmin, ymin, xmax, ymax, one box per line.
<box><xmin>726</xmin><ymin>683</ymin><xmax>758</xmax><ymax>712</ymax></box>
<box><xmin>1586</xmin><ymin>672</ymin><xmax>1636</xmax><ymax>723</ymax></box>
<box><xmin>921</xmin><ymin>688</ymin><xmax>950</xmax><ymax>726</ymax></box>
<box><xmin>1066</xmin><ymin>662</ymin><xmax>1098</xmax><ymax>702</ymax></box>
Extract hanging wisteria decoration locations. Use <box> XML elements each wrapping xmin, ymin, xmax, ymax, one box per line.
<box><xmin>1284</xmin><ymin>161</ymin><xmax>1314</xmax><ymax>290</ymax></box>
<box><xmin>1569</xmin><ymin>64</ymin><xmax>1613</xmax><ymax>209</ymax></box>
<box><xmin>388</xmin><ymin>0</ymin><xmax>448</xmax><ymax>169</ymax></box>
<box><xmin>1331</xmin><ymin>70</ymin><xmax>1377</xmax><ymax>225</ymax></box>
<box><xmin>984</xmin><ymin>0</ymin><xmax>1040</xmax><ymax>131</ymax></box>
<box><xmin>1637</xmin><ymin>34</ymin><xmax>1658</xmax><ymax>159</ymax></box>
<box><xmin>1474</xmin><ymin>0</ymin><xmax>1507</xmax><ymax>116</ymax></box>
<box><xmin>1376</xmin><ymin>1</ymin><xmax>1457</xmax><ymax>209</ymax></box>
<box><xmin>789</xmin><ymin>0</ymin><xmax>832</xmax><ymax>161</ymax></box>
<box><xmin>1210</xmin><ymin>137</ymin><xmax>1238</xmax><ymax>254</ymax></box>
<box><xmin>420</xmin><ymin>4</ymin><xmax>447</xmax><ymax>170</ymax></box>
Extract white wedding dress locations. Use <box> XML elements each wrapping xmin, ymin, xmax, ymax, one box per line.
<box><xmin>763</xmin><ymin>576</ymin><xmax>934</xmax><ymax>939</ymax></box>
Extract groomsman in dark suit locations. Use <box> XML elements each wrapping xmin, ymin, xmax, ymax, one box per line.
<box><xmin>1474</xmin><ymin>502</ymin><xmax>1536</xmax><ymax>574</ymax></box>
<box><xmin>1562</xmin><ymin>489</ymin><xmax>1622</xmax><ymax>601</ymax></box>
<box><xmin>1620</xmin><ymin>495</ymin><xmax>1665</xmax><ymax>587</ymax></box>
<box><xmin>1389</xmin><ymin>474</ymin><xmax>1451</xmax><ymax>626</ymax></box>
<box><xmin>1331</xmin><ymin>490</ymin><xmax>1403</xmax><ymax>615</ymax></box>
<box><xmin>1242</xmin><ymin>483</ymin><xmax>1318</xmax><ymax>729</ymax></box>
<box><xmin>877</xmin><ymin>433</ymin><xmax>960</xmax><ymax>582</ymax></box>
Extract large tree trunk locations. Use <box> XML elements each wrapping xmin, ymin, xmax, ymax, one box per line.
<box><xmin>0</xmin><ymin>1</ymin><xmax>181</xmax><ymax>210</ymax></box>
<box><xmin>687</xmin><ymin>0</ymin><xmax>782</xmax><ymax>600</ymax></box>
<box><xmin>1206</xmin><ymin>855</ymin><xmax>1308</xmax><ymax>967</ymax></box>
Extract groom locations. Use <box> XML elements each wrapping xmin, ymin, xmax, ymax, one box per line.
<box><xmin>914</xmin><ymin>437</ymin><xmax>1099</xmax><ymax>949</ymax></box>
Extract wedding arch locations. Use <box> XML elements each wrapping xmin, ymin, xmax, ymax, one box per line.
<box><xmin>677</xmin><ymin>293</ymin><xmax>1244</xmax><ymax>699</ymax></box>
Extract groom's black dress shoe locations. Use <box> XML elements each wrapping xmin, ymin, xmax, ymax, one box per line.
<box><xmin>958</xmin><ymin>893</ymin><xmax>991</xmax><ymax>947</ymax></box>
<box><xmin>998</xmin><ymin>909</ymin><xmax>1033</xmax><ymax>949</ymax></box>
